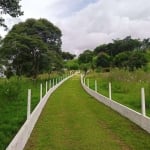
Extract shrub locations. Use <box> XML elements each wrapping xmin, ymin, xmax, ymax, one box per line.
<box><xmin>0</xmin><ymin>80</ymin><xmax>21</xmax><ymax>101</ymax></box>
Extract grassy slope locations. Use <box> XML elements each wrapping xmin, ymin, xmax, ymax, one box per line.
<box><xmin>25</xmin><ymin>75</ymin><xmax>150</xmax><ymax>150</ymax></box>
<box><xmin>86</xmin><ymin>71</ymin><xmax>150</xmax><ymax>116</ymax></box>
<box><xmin>0</xmin><ymin>74</ymin><xmax>62</xmax><ymax>149</ymax></box>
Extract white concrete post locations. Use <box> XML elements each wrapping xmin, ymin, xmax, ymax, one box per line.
<box><xmin>109</xmin><ymin>82</ymin><xmax>112</xmax><ymax>100</ymax></box>
<box><xmin>95</xmin><ymin>80</ymin><xmax>97</xmax><ymax>92</ymax></box>
<box><xmin>141</xmin><ymin>88</ymin><xmax>146</xmax><ymax>116</ymax></box>
<box><xmin>27</xmin><ymin>89</ymin><xmax>31</xmax><ymax>120</ymax></box>
<box><xmin>46</xmin><ymin>81</ymin><xmax>48</xmax><ymax>93</ymax></box>
<box><xmin>40</xmin><ymin>83</ymin><xmax>42</xmax><ymax>100</ymax></box>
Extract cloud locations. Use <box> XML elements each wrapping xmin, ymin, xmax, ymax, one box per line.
<box><xmin>1</xmin><ymin>0</ymin><xmax>150</xmax><ymax>55</ymax></box>
<box><xmin>58</xmin><ymin>0</ymin><xmax>150</xmax><ymax>54</ymax></box>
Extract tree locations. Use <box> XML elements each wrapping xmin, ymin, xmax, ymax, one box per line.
<box><xmin>0</xmin><ymin>18</ymin><xmax>63</xmax><ymax>78</ymax></box>
<box><xmin>94</xmin><ymin>36</ymin><xmax>142</xmax><ymax>56</ymax></box>
<box><xmin>128</xmin><ymin>52</ymin><xmax>148</xmax><ymax>71</ymax></box>
<box><xmin>62</xmin><ymin>52</ymin><xmax>76</xmax><ymax>60</ymax></box>
<box><xmin>64</xmin><ymin>59</ymin><xmax>79</xmax><ymax>70</ymax></box>
<box><xmin>95</xmin><ymin>52</ymin><xmax>110</xmax><ymax>68</ymax></box>
<box><xmin>10</xmin><ymin>18</ymin><xmax>62</xmax><ymax>53</ymax></box>
<box><xmin>114</xmin><ymin>52</ymin><xmax>129</xmax><ymax>69</ymax></box>
<box><xmin>113</xmin><ymin>51</ymin><xmax>148</xmax><ymax>71</ymax></box>
<box><xmin>1</xmin><ymin>33</ymin><xmax>48</xmax><ymax>78</ymax></box>
<box><xmin>78</xmin><ymin>50</ymin><xmax>93</xmax><ymax>64</ymax></box>
<box><xmin>80</xmin><ymin>63</ymin><xmax>90</xmax><ymax>76</ymax></box>
<box><xmin>141</xmin><ymin>38</ymin><xmax>150</xmax><ymax>50</ymax></box>
<box><xmin>0</xmin><ymin>0</ymin><xmax>23</xmax><ymax>30</ymax></box>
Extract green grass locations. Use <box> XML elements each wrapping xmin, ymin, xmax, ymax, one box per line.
<box><xmin>86</xmin><ymin>70</ymin><xmax>150</xmax><ymax>116</ymax></box>
<box><xmin>25</xmin><ymin>75</ymin><xmax>150</xmax><ymax>150</ymax></box>
<box><xmin>0</xmin><ymin>74</ymin><xmax>66</xmax><ymax>150</ymax></box>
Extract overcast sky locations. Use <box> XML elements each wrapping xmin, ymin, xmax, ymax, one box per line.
<box><xmin>1</xmin><ymin>0</ymin><xmax>150</xmax><ymax>55</ymax></box>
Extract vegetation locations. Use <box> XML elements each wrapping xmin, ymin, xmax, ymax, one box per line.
<box><xmin>0</xmin><ymin>73</ymin><xmax>66</xmax><ymax>149</ymax></box>
<box><xmin>0</xmin><ymin>4</ymin><xmax>150</xmax><ymax>148</ymax></box>
<box><xmin>62</xmin><ymin>52</ymin><xmax>76</xmax><ymax>60</ymax></box>
<box><xmin>0</xmin><ymin>14</ymin><xmax>77</xmax><ymax>149</ymax></box>
<box><xmin>64</xmin><ymin>59</ymin><xmax>79</xmax><ymax>70</ymax></box>
<box><xmin>78</xmin><ymin>36</ymin><xmax>150</xmax><ymax>73</ymax></box>
<box><xmin>25</xmin><ymin>75</ymin><xmax>150</xmax><ymax>150</ymax></box>
<box><xmin>86</xmin><ymin>70</ymin><xmax>150</xmax><ymax>116</ymax></box>
<box><xmin>0</xmin><ymin>0</ymin><xmax>23</xmax><ymax>30</ymax></box>
<box><xmin>0</xmin><ymin>18</ymin><xmax>64</xmax><ymax>78</ymax></box>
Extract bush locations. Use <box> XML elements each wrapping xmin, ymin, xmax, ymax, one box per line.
<box><xmin>0</xmin><ymin>80</ymin><xmax>21</xmax><ymax>101</ymax></box>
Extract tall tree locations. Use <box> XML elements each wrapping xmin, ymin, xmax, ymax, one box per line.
<box><xmin>78</xmin><ymin>50</ymin><xmax>93</xmax><ymax>64</ymax></box>
<box><xmin>94</xmin><ymin>36</ymin><xmax>142</xmax><ymax>56</ymax></box>
<box><xmin>0</xmin><ymin>0</ymin><xmax>23</xmax><ymax>30</ymax></box>
<box><xmin>95</xmin><ymin>52</ymin><xmax>110</xmax><ymax>68</ymax></box>
<box><xmin>0</xmin><ymin>18</ymin><xmax>63</xmax><ymax>78</ymax></box>
<box><xmin>62</xmin><ymin>52</ymin><xmax>76</xmax><ymax>60</ymax></box>
<box><xmin>10</xmin><ymin>18</ymin><xmax>62</xmax><ymax>53</ymax></box>
<box><xmin>128</xmin><ymin>52</ymin><xmax>148</xmax><ymax>71</ymax></box>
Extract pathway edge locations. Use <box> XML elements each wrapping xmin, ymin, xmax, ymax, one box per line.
<box><xmin>6</xmin><ymin>74</ymin><xmax>74</xmax><ymax>150</ymax></box>
<box><xmin>80</xmin><ymin>74</ymin><xmax>150</xmax><ymax>133</ymax></box>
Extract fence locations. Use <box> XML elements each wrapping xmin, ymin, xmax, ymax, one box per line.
<box><xmin>81</xmin><ymin>75</ymin><xmax>150</xmax><ymax>133</ymax></box>
<box><xmin>6</xmin><ymin>74</ymin><xmax>74</xmax><ymax>150</ymax></box>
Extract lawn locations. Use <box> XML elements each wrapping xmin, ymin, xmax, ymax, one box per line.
<box><xmin>25</xmin><ymin>75</ymin><xmax>150</xmax><ymax>150</ymax></box>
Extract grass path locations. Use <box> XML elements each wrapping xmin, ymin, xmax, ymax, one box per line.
<box><xmin>24</xmin><ymin>75</ymin><xmax>150</xmax><ymax>150</ymax></box>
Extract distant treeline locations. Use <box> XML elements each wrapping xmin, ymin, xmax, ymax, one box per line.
<box><xmin>77</xmin><ymin>36</ymin><xmax>150</xmax><ymax>72</ymax></box>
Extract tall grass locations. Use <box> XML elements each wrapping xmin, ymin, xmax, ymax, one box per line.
<box><xmin>86</xmin><ymin>69</ymin><xmax>150</xmax><ymax>116</ymax></box>
<box><xmin>0</xmin><ymin>73</ymin><xmax>66</xmax><ymax>150</ymax></box>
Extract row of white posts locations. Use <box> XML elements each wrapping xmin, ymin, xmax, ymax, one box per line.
<box><xmin>27</xmin><ymin>75</ymin><xmax>68</xmax><ymax>120</ymax></box>
<box><xmin>84</xmin><ymin>78</ymin><xmax>147</xmax><ymax>117</ymax></box>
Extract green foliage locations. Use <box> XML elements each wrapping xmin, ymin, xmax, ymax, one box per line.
<box><xmin>80</xmin><ymin>63</ymin><xmax>90</xmax><ymax>75</ymax></box>
<box><xmin>65</xmin><ymin>59</ymin><xmax>79</xmax><ymax>70</ymax></box>
<box><xmin>94</xmin><ymin>36</ymin><xmax>141</xmax><ymax>56</ymax></box>
<box><xmin>25</xmin><ymin>76</ymin><xmax>150</xmax><ymax>150</ymax></box>
<box><xmin>78</xmin><ymin>50</ymin><xmax>93</xmax><ymax>64</ymax></box>
<box><xmin>0</xmin><ymin>80</ymin><xmax>21</xmax><ymax>101</ymax></box>
<box><xmin>4</xmin><ymin>66</ymin><xmax>14</xmax><ymax>79</ymax></box>
<box><xmin>78</xmin><ymin>36</ymin><xmax>149</xmax><ymax>72</ymax></box>
<box><xmin>114</xmin><ymin>51</ymin><xmax>148</xmax><ymax>71</ymax></box>
<box><xmin>128</xmin><ymin>51</ymin><xmax>148</xmax><ymax>71</ymax></box>
<box><xmin>0</xmin><ymin>0</ymin><xmax>23</xmax><ymax>30</ymax></box>
<box><xmin>86</xmin><ymin>70</ymin><xmax>150</xmax><ymax>116</ymax></box>
<box><xmin>95</xmin><ymin>52</ymin><xmax>110</xmax><ymax>68</ymax></box>
<box><xmin>62</xmin><ymin>52</ymin><xmax>76</xmax><ymax>60</ymax></box>
<box><xmin>0</xmin><ymin>18</ymin><xmax>63</xmax><ymax>78</ymax></box>
<box><xmin>113</xmin><ymin>52</ymin><xmax>129</xmax><ymax>69</ymax></box>
<box><xmin>0</xmin><ymin>74</ymin><xmax>65</xmax><ymax>149</ymax></box>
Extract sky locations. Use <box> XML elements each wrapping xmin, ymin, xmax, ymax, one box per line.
<box><xmin>1</xmin><ymin>0</ymin><xmax>150</xmax><ymax>55</ymax></box>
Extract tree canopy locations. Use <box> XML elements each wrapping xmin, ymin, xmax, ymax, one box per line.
<box><xmin>62</xmin><ymin>52</ymin><xmax>76</xmax><ymax>60</ymax></box>
<box><xmin>78</xmin><ymin>50</ymin><xmax>93</xmax><ymax>64</ymax></box>
<box><xmin>78</xmin><ymin>36</ymin><xmax>150</xmax><ymax>72</ymax></box>
<box><xmin>94</xmin><ymin>36</ymin><xmax>142</xmax><ymax>56</ymax></box>
<box><xmin>0</xmin><ymin>18</ymin><xmax>63</xmax><ymax>78</ymax></box>
<box><xmin>0</xmin><ymin>0</ymin><xmax>23</xmax><ymax>30</ymax></box>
